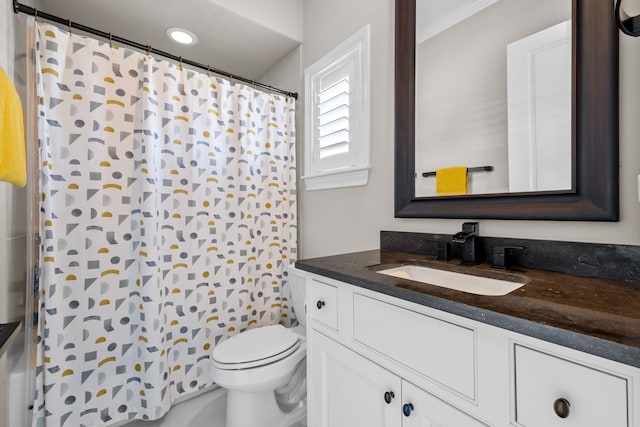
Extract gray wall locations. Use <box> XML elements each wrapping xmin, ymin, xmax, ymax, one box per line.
<box><xmin>288</xmin><ymin>0</ymin><xmax>640</xmax><ymax>259</ymax></box>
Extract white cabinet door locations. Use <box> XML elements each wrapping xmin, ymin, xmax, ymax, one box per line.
<box><xmin>401</xmin><ymin>380</ymin><xmax>489</xmax><ymax>427</ymax></box>
<box><xmin>310</xmin><ymin>330</ymin><xmax>401</xmax><ymax>427</ymax></box>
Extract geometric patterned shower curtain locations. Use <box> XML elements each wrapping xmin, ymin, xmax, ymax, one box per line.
<box><xmin>33</xmin><ymin>22</ymin><xmax>296</xmax><ymax>427</ymax></box>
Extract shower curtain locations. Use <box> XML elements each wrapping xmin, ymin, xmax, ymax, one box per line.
<box><xmin>33</xmin><ymin>22</ymin><xmax>297</xmax><ymax>426</ymax></box>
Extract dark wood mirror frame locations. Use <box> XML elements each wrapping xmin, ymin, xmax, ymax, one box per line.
<box><xmin>395</xmin><ymin>0</ymin><xmax>619</xmax><ymax>220</ymax></box>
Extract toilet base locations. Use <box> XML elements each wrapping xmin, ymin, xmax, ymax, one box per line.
<box><xmin>226</xmin><ymin>389</ymin><xmax>305</xmax><ymax>427</ymax></box>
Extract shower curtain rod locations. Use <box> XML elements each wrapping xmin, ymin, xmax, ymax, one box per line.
<box><xmin>13</xmin><ymin>1</ymin><xmax>299</xmax><ymax>100</ymax></box>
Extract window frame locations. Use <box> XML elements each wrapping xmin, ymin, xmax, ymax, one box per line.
<box><xmin>303</xmin><ymin>25</ymin><xmax>371</xmax><ymax>191</ymax></box>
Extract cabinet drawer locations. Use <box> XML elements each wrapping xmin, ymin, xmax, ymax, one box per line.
<box><xmin>310</xmin><ymin>280</ymin><xmax>338</xmax><ymax>330</ymax></box>
<box><xmin>514</xmin><ymin>344</ymin><xmax>628</xmax><ymax>427</ymax></box>
<box><xmin>353</xmin><ymin>293</ymin><xmax>476</xmax><ymax>399</ymax></box>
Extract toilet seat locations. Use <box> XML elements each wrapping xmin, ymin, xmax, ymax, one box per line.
<box><xmin>211</xmin><ymin>325</ymin><xmax>301</xmax><ymax>370</ymax></box>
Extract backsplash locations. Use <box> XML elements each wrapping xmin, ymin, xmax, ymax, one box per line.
<box><xmin>380</xmin><ymin>231</ymin><xmax>640</xmax><ymax>282</ymax></box>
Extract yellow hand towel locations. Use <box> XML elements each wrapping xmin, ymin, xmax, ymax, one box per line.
<box><xmin>436</xmin><ymin>166</ymin><xmax>468</xmax><ymax>196</ymax></box>
<box><xmin>0</xmin><ymin>66</ymin><xmax>26</xmax><ymax>187</ymax></box>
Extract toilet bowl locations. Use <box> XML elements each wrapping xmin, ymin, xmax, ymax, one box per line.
<box><xmin>210</xmin><ymin>267</ymin><xmax>307</xmax><ymax>427</ymax></box>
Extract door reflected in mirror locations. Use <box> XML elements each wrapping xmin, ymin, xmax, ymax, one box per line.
<box><xmin>415</xmin><ymin>0</ymin><xmax>572</xmax><ymax>197</ymax></box>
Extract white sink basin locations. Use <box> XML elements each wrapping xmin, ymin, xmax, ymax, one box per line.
<box><xmin>376</xmin><ymin>264</ymin><xmax>527</xmax><ymax>296</ymax></box>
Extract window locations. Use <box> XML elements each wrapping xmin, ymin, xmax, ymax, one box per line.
<box><xmin>303</xmin><ymin>25</ymin><xmax>370</xmax><ymax>190</ymax></box>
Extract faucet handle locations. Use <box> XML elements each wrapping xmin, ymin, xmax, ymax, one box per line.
<box><xmin>461</xmin><ymin>222</ymin><xmax>479</xmax><ymax>233</ymax></box>
<box><xmin>491</xmin><ymin>246</ymin><xmax>524</xmax><ymax>270</ymax></box>
<box><xmin>436</xmin><ymin>241</ymin><xmax>450</xmax><ymax>261</ymax></box>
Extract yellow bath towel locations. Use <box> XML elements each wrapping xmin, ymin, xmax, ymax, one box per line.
<box><xmin>0</xmin><ymin>67</ymin><xmax>26</xmax><ymax>187</ymax></box>
<box><xmin>436</xmin><ymin>166</ymin><xmax>468</xmax><ymax>196</ymax></box>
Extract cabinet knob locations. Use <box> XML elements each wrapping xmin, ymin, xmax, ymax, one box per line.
<box><xmin>384</xmin><ymin>391</ymin><xmax>395</xmax><ymax>404</ymax></box>
<box><xmin>553</xmin><ymin>398</ymin><xmax>571</xmax><ymax>418</ymax></box>
<box><xmin>402</xmin><ymin>403</ymin><xmax>414</xmax><ymax>417</ymax></box>
<box><xmin>316</xmin><ymin>300</ymin><xmax>326</xmax><ymax>309</ymax></box>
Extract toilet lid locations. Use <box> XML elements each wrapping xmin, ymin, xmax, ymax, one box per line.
<box><xmin>211</xmin><ymin>325</ymin><xmax>300</xmax><ymax>368</ymax></box>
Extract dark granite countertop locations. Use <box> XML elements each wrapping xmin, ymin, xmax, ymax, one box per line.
<box><xmin>296</xmin><ymin>249</ymin><xmax>640</xmax><ymax>368</ymax></box>
<box><xmin>0</xmin><ymin>321</ymin><xmax>20</xmax><ymax>358</ymax></box>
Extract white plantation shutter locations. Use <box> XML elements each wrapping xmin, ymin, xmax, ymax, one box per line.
<box><xmin>318</xmin><ymin>76</ymin><xmax>350</xmax><ymax>159</ymax></box>
<box><xmin>304</xmin><ymin>26</ymin><xmax>370</xmax><ymax>190</ymax></box>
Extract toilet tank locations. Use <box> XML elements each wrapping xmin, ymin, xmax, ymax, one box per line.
<box><xmin>286</xmin><ymin>266</ymin><xmax>307</xmax><ymax>327</ymax></box>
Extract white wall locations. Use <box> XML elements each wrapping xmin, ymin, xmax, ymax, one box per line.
<box><xmin>210</xmin><ymin>0</ymin><xmax>303</xmax><ymax>42</ymax></box>
<box><xmin>296</xmin><ymin>0</ymin><xmax>393</xmax><ymax>258</ymax></box>
<box><xmin>291</xmin><ymin>0</ymin><xmax>640</xmax><ymax>259</ymax></box>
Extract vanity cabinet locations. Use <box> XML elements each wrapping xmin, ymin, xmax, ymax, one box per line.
<box><xmin>308</xmin><ymin>278</ymin><xmax>493</xmax><ymax>426</ymax></box>
<box><xmin>304</xmin><ymin>275</ymin><xmax>639</xmax><ymax>427</ymax></box>
<box><xmin>311</xmin><ymin>330</ymin><xmax>487</xmax><ymax>427</ymax></box>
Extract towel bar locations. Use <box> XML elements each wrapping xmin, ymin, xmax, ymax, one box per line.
<box><xmin>421</xmin><ymin>166</ymin><xmax>493</xmax><ymax>178</ymax></box>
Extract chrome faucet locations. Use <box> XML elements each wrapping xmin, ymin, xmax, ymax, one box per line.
<box><xmin>452</xmin><ymin>222</ymin><xmax>479</xmax><ymax>265</ymax></box>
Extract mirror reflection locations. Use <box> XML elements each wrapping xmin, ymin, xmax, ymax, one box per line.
<box><xmin>415</xmin><ymin>0</ymin><xmax>572</xmax><ymax>197</ymax></box>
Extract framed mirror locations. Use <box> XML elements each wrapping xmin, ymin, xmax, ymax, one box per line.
<box><xmin>395</xmin><ymin>0</ymin><xmax>619</xmax><ymax>220</ymax></box>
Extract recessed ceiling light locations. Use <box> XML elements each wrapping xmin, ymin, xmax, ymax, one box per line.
<box><xmin>166</xmin><ymin>27</ymin><xmax>197</xmax><ymax>45</ymax></box>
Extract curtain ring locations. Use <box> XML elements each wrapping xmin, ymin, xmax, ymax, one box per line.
<box><xmin>206</xmin><ymin>66</ymin><xmax>211</xmax><ymax>77</ymax></box>
<box><xmin>108</xmin><ymin>33</ymin><xmax>113</xmax><ymax>48</ymax></box>
<box><xmin>67</xmin><ymin>18</ymin><xmax>72</xmax><ymax>32</ymax></box>
<box><xmin>33</xmin><ymin>8</ymin><xmax>38</xmax><ymax>21</ymax></box>
<box><xmin>146</xmin><ymin>45</ymin><xmax>151</xmax><ymax>57</ymax></box>
<box><xmin>178</xmin><ymin>57</ymin><xmax>183</xmax><ymax>70</ymax></box>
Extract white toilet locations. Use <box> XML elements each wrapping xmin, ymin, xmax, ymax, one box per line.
<box><xmin>211</xmin><ymin>268</ymin><xmax>307</xmax><ymax>427</ymax></box>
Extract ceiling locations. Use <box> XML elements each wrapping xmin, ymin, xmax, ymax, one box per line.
<box><xmin>416</xmin><ymin>0</ymin><xmax>499</xmax><ymax>43</ymax></box>
<box><xmin>34</xmin><ymin>0</ymin><xmax>302</xmax><ymax>81</ymax></box>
